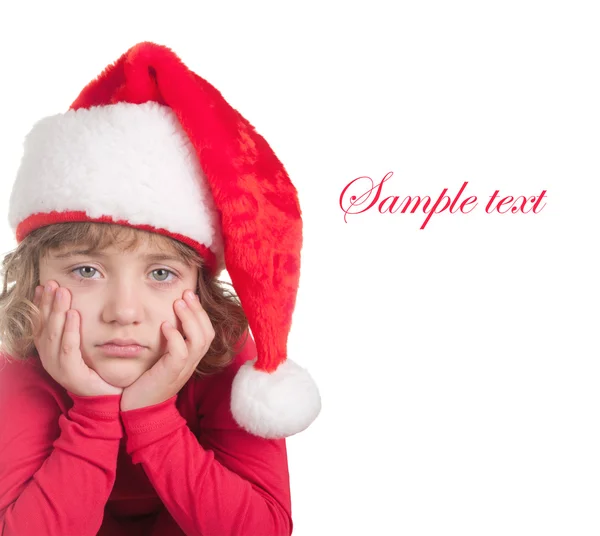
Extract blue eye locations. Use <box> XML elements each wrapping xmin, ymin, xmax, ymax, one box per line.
<box><xmin>71</xmin><ymin>266</ymin><xmax>177</xmax><ymax>285</ymax></box>
<box><xmin>74</xmin><ymin>266</ymin><xmax>98</xmax><ymax>279</ymax></box>
<box><xmin>152</xmin><ymin>269</ymin><xmax>173</xmax><ymax>282</ymax></box>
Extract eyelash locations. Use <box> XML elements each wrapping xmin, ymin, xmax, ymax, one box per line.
<box><xmin>70</xmin><ymin>266</ymin><xmax>180</xmax><ymax>287</ymax></box>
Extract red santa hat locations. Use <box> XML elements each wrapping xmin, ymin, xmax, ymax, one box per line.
<box><xmin>7</xmin><ymin>41</ymin><xmax>321</xmax><ymax>439</ymax></box>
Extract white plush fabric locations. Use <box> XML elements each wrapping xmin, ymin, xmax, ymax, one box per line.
<box><xmin>231</xmin><ymin>358</ymin><xmax>322</xmax><ymax>439</ymax></box>
<box><xmin>8</xmin><ymin>101</ymin><xmax>224</xmax><ymax>270</ymax></box>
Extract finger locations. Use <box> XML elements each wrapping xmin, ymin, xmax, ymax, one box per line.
<box><xmin>32</xmin><ymin>286</ymin><xmax>44</xmax><ymax>334</ymax></box>
<box><xmin>32</xmin><ymin>286</ymin><xmax>43</xmax><ymax>307</ymax></box>
<box><xmin>34</xmin><ymin>282</ymin><xmax>55</xmax><ymax>345</ymax></box>
<box><xmin>162</xmin><ymin>321</ymin><xmax>189</xmax><ymax>365</ymax></box>
<box><xmin>59</xmin><ymin>308</ymin><xmax>82</xmax><ymax>372</ymax></box>
<box><xmin>46</xmin><ymin>287</ymin><xmax>71</xmax><ymax>368</ymax></box>
<box><xmin>39</xmin><ymin>281</ymin><xmax>58</xmax><ymax>320</ymax></box>
<box><xmin>175</xmin><ymin>298</ymin><xmax>209</xmax><ymax>358</ymax></box>
<box><xmin>38</xmin><ymin>282</ymin><xmax>62</xmax><ymax>341</ymax></box>
<box><xmin>183</xmin><ymin>291</ymin><xmax>215</xmax><ymax>341</ymax></box>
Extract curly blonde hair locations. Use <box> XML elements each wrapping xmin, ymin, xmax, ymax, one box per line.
<box><xmin>0</xmin><ymin>222</ymin><xmax>249</xmax><ymax>377</ymax></box>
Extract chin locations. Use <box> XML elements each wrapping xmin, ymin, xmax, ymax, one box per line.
<box><xmin>91</xmin><ymin>360</ymin><xmax>147</xmax><ymax>388</ymax></box>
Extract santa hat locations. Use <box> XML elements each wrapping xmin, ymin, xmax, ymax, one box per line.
<box><xmin>7</xmin><ymin>41</ymin><xmax>321</xmax><ymax>439</ymax></box>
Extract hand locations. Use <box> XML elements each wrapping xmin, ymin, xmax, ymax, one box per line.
<box><xmin>33</xmin><ymin>280</ymin><xmax>124</xmax><ymax>397</ymax></box>
<box><xmin>120</xmin><ymin>289</ymin><xmax>215</xmax><ymax>411</ymax></box>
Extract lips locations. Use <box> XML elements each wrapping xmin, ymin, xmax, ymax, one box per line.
<box><xmin>98</xmin><ymin>340</ymin><xmax>147</xmax><ymax>358</ymax></box>
<box><xmin>100</xmin><ymin>338</ymin><xmax>146</xmax><ymax>347</ymax></box>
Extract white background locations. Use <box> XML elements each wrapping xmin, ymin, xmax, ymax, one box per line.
<box><xmin>1</xmin><ymin>2</ymin><xmax>599</xmax><ymax>535</ymax></box>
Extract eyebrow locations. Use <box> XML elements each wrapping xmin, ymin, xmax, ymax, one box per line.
<box><xmin>50</xmin><ymin>250</ymin><xmax>186</xmax><ymax>264</ymax></box>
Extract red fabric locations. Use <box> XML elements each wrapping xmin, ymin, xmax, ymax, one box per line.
<box><xmin>15</xmin><ymin>211</ymin><xmax>218</xmax><ymax>275</ymax></box>
<box><xmin>0</xmin><ymin>333</ymin><xmax>293</xmax><ymax>536</ymax></box>
<box><xmin>69</xmin><ymin>41</ymin><xmax>303</xmax><ymax>374</ymax></box>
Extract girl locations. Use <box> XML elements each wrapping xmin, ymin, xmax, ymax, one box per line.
<box><xmin>0</xmin><ymin>42</ymin><xmax>321</xmax><ymax>536</ymax></box>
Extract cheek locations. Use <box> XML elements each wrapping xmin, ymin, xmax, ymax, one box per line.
<box><xmin>148</xmin><ymin>298</ymin><xmax>181</xmax><ymax>332</ymax></box>
<box><xmin>69</xmin><ymin>294</ymin><xmax>92</xmax><ymax>317</ymax></box>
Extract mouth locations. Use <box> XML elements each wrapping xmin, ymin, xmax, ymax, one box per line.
<box><xmin>97</xmin><ymin>339</ymin><xmax>148</xmax><ymax>357</ymax></box>
<box><xmin>100</xmin><ymin>338</ymin><xmax>145</xmax><ymax>347</ymax></box>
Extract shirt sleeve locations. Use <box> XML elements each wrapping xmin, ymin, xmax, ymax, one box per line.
<box><xmin>0</xmin><ymin>357</ymin><xmax>124</xmax><ymax>536</ymax></box>
<box><xmin>121</xmin><ymin>335</ymin><xmax>293</xmax><ymax>536</ymax></box>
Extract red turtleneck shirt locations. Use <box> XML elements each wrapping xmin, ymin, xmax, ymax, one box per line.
<box><xmin>0</xmin><ymin>331</ymin><xmax>293</xmax><ymax>535</ymax></box>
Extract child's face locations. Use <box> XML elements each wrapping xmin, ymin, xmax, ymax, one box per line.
<box><xmin>38</xmin><ymin>239</ymin><xmax>200</xmax><ymax>388</ymax></box>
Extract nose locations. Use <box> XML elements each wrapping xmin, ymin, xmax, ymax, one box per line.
<box><xmin>101</xmin><ymin>278</ymin><xmax>145</xmax><ymax>325</ymax></box>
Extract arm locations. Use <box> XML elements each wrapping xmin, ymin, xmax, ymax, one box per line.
<box><xmin>121</xmin><ymin>342</ymin><xmax>293</xmax><ymax>536</ymax></box>
<box><xmin>0</xmin><ymin>358</ymin><xmax>124</xmax><ymax>536</ymax></box>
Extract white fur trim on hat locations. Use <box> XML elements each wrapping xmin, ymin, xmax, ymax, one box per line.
<box><xmin>231</xmin><ymin>358</ymin><xmax>322</xmax><ymax>439</ymax></box>
<box><xmin>8</xmin><ymin>101</ymin><xmax>224</xmax><ymax>268</ymax></box>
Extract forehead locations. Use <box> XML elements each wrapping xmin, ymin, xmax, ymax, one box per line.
<box><xmin>48</xmin><ymin>247</ymin><xmax>187</xmax><ymax>265</ymax></box>
<box><xmin>46</xmin><ymin>237</ymin><xmax>186</xmax><ymax>263</ymax></box>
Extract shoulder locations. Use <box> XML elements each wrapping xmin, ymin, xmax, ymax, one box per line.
<box><xmin>0</xmin><ymin>351</ymin><xmax>43</xmax><ymax>387</ymax></box>
<box><xmin>0</xmin><ymin>351</ymin><xmax>70</xmax><ymax>412</ymax></box>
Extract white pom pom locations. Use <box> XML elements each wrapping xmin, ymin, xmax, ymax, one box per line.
<box><xmin>230</xmin><ymin>358</ymin><xmax>321</xmax><ymax>439</ymax></box>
